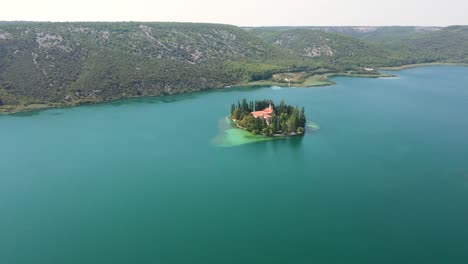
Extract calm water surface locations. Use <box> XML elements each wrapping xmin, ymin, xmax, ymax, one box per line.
<box><xmin>1</xmin><ymin>66</ymin><xmax>468</xmax><ymax>264</ymax></box>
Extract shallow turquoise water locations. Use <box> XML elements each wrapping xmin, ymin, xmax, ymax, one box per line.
<box><xmin>1</xmin><ymin>66</ymin><xmax>468</xmax><ymax>264</ymax></box>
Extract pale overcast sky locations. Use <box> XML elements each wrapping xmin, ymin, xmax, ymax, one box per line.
<box><xmin>2</xmin><ymin>0</ymin><xmax>467</xmax><ymax>26</ymax></box>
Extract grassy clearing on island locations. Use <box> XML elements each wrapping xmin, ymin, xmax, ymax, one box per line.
<box><xmin>302</xmin><ymin>75</ymin><xmax>335</xmax><ymax>86</ymax></box>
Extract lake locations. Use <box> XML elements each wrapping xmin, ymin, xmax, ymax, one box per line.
<box><xmin>1</xmin><ymin>66</ymin><xmax>468</xmax><ymax>264</ymax></box>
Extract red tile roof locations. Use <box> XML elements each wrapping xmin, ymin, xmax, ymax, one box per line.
<box><xmin>251</xmin><ymin>104</ymin><xmax>274</xmax><ymax>119</ymax></box>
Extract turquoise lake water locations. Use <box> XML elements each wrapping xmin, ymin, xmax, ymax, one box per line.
<box><xmin>1</xmin><ymin>66</ymin><xmax>468</xmax><ymax>263</ymax></box>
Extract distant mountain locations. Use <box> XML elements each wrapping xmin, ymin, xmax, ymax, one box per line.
<box><xmin>345</xmin><ymin>26</ymin><xmax>468</xmax><ymax>63</ymax></box>
<box><xmin>245</xmin><ymin>26</ymin><xmax>441</xmax><ymax>41</ymax></box>
<box><xmin>386</xmin><ymin>26</ymin><xmax>468</xmax><ymax>62</ymax></box>
<box><xmin>325</xmin><ymin>26</ymin><xmax>441</xmax><ymax>42</ymax></box>
<box><xmin>250</xmin><ymin>26</ymin><xmax>468</xmax><ymax>66</ymax></box>
<box><xmin>249</xmin><ymin>28</ymin><xmax>418</xmax><ymax>69</ymax></box>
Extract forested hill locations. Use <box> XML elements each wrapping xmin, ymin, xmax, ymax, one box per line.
<box><xmin>0</xmin><ymin>22</ymin><xmax>314</xmax><ymax>108</ymax></box>
<box><xmin>249</xmin><ymin>26</ymin><xmax>468</xmax><ymax>65</ymax></box>
<box><xmin>386</xmin><ymin>26</ymin><xmax>468</xmax><ymax>62</ymax></box>
<box><xmin>326</xmin><ymin>26</ymin><xmax>468</xmax><ymax>63</ymax></box>
<box><xmin>0</xmin><ymin>22</ymin><xmax>467</xmax><ymax>112</ymax></box>
<box><xmin>249</xmin><ymin>28</ymin><xmax>417</xmax><ymax>69</ymax></box>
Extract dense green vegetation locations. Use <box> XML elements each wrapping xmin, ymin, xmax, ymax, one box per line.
<box><xmin>230</xmin><ymin>99</ymin><xmax>306</xmax><ymax>136</ymax></box>
<box><xmin>1</xmin><ymin>22</ymin><xmax>467</xmax><ymax>113</ymax></box>
<box><xmin>323</xmin><ymin>26</ymin><xmax>441</xmax><ymax>42</ymax></box>
<box><xmin>250</xmin><ymin>28</ymin><xmax>418</xmax><ymax>70</ymax></box>
<box><xmin>343</xmin><ymin>26</ymin><xmax>468</xmax><ymax>63</ymax></box>
<box><xmin>389</xmin><ymin>26</ymin><xmax>468</xmax><ymax>63</ymax></box>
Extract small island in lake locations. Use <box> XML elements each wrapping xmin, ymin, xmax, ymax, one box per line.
<box><xmin>230</xmin><ymin>99</ymin><xmax>306</xmax><ymax>136</ymax></box>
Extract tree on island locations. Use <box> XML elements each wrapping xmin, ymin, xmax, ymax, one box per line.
<box><xmin>230</xmin><ymin>99</ymin><xmax>306</xmax><ymax>136</ymax></box>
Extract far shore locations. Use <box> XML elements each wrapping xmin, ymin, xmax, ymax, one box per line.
<box><xmin>0</xmin><ymin>100</ymin><xmax>104</xmax><ymax>115</ymax></box>
<box><xmin>379</xmin><ymin>62</ymin><xmax>468</xmax><ymax>71</ymax></box>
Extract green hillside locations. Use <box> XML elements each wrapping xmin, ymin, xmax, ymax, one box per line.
<box><xmin>334</xmin><ymin>26</ymin><xmax>468</xmax><ymax>63</ymax></box>
<box><xmin>389</xmin><ymin>26</ymin><xmax>468</xmax><ymax>63</ymax></box>
<box><xmin>338</xmin><ymin>26</ymin><xmax>441</xmax><ymax>42</ymax></box>
<box><xmin>250</xmin><ymin>28</ymin><xmax>419</xmax><ymax>69</ymax></box>
<box><xmin>0</xmin><ymin>22</ymin><xmax>318</xmax><ymax>110</ymax></box>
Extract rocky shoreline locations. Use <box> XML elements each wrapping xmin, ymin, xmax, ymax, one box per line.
<box><xmin>231</xmin><ymin>118</ymin><xmax>304</xmax><ymax>137</ymax></box>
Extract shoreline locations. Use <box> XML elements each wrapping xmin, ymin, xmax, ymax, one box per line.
<box><xmin>1</xmin><ymin>63</ymin><xmax>465</xmax><ymax>115</ymax></box>
<box><xmin>229</xmin><ymin>71</ymin><xmax>394</xmax><ymax>89</ymax></box>
<box><xmin>379</xmin><ymin>62</ymin><xmax>468</xmax><ymax>71</ymax></box>
<box><xmin>0</xmin><ymin>99</ymin><xmax>111</xmax><ymax>115</ymax></box>
<box><xmin>230</xmin><ymin>118</ymin><xmax>304</xmax><ymax>138</ymax></box>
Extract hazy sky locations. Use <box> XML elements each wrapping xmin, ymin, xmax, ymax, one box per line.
<box><xmin>2</xmin><ymin>0</ymin><xmax>467</xmax><ymax>26</ymax></box>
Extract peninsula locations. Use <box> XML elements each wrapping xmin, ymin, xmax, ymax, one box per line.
<box><xmin>230</xmin><ymin>99</ymin><xmax>306</xmax><ymax>136</ymax></box>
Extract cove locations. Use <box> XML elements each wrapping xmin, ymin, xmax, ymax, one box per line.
<box><xmin>1</xmin><ymin>66</ymin><xmax>468</xmax><ymax>264</ymax></box>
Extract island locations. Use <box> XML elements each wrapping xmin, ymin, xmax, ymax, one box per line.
<box><xmin>230</xmin><ymin>99</ymin><xmax>306</xmax><ymax>136</ymax></box>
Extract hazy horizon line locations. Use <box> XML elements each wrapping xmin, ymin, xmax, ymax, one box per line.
<box><xmin>1</xmin><ymin>20</ymin><xmax>466</xmax><ymax>28</ymax></box>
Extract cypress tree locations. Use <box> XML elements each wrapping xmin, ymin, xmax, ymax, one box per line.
<box><xmin>242</xmin><ymin>98</ymin><xmax>248</xmax><ymax>112</ymax></box>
